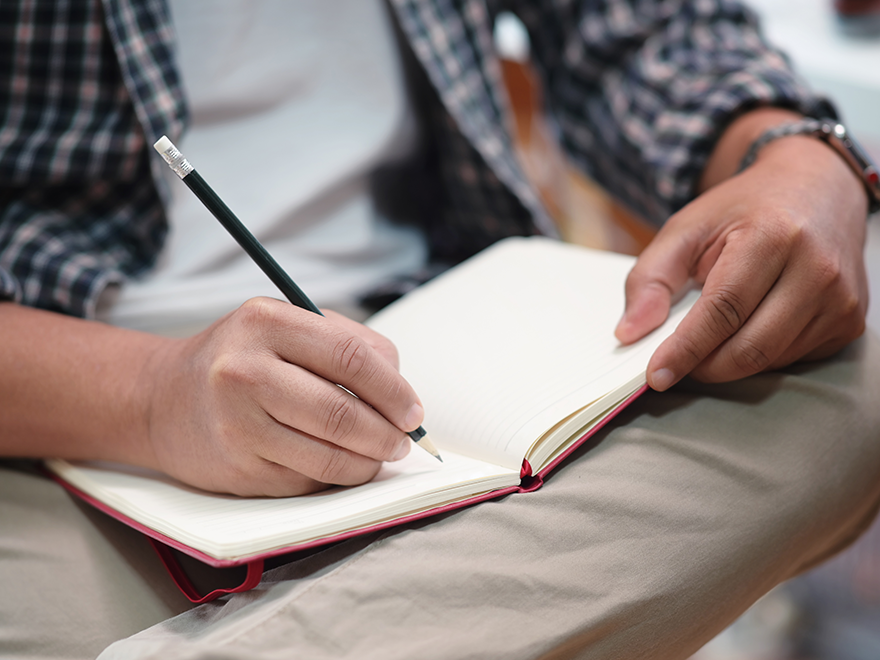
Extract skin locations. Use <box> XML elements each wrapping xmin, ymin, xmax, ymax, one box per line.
<box><xmin>0</xmin><ymin>302</ymin><xmax>422</xmax><ymax>496</ymax></box>
<box><xmin>615</xmin><ymin>107</ymin><xmax>870</xmax><ymax>389</ymax></box>
<box><xmin>0</xmin><ymin>108</ymin><xmax>870</xmax><ymax>496</ymax></box>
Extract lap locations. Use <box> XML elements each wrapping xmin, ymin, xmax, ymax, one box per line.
<box><xmin>0</xmin><ymin>461</ymin><xmax>195</xmax><ymax>660</ymax></box>
<box><xmin>8</xmin><ymin>333</ymin><xmax>880</xmax><ymax>660</ymax></box>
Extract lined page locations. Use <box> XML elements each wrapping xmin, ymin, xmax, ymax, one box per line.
<box><xmin>368</xmin><ymin>237</ymin><xmax>698</xmax><ymax>471</ymax></box>
<box><xmin>47</xmin><ymin>449</ymin><xmax>518</xmax><ymax>560</ymax></box>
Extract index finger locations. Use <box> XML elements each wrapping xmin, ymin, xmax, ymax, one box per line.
<box><xmin>259</xmin><ymin>301</ymin><xmax>424</xmax><ymax>433</ymax></box>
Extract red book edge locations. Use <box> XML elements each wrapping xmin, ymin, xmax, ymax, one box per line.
<box><xmin>46</xmin><ymin>384</ymin><xmax>648</xmax><ymax>603</ymax></box>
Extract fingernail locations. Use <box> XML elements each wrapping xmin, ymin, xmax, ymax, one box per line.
<box><xmin>650</xmin><ymin>368</ymin><xmax>675</xmax><ymax>391</ymax></box>
<box><xmin>393</xmin><ymin>437</ymin><xmax>411</xmax><ymax>461</ymax></box>
<box><xmin>404</xmin><ymin>403</ymin><xmax>424</xmax><ymax>430</ymax></box>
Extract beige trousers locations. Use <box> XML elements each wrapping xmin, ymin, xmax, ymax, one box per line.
<box><xmin>4</xmin><ymin>332</ymin><xmax>880</xmax><ymax>660</ymax></box>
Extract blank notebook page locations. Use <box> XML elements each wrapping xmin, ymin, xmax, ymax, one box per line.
<box><xmin>368</xmin><ymin>237</ymin><xmax>697</xmax><ymax>470</ymax></box>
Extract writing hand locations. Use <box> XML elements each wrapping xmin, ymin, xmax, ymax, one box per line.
<box><xmin>143</xmin><ymin>299</ymin><xmax>424</xmax><ymax>496</ymax></box>
<box><xmin>615</xmin><ymin>135</ymin><xmax>869</xmax><ymax>390</ymax></box>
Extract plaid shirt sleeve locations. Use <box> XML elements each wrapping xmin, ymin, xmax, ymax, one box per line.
<box><xmin>495</xmin><ymin>0</ymin><xmax>836</xmax><ymax>225</ymax></box>
<box><xmin>0</xmin><ymin>0</ymin><xmax>839</xmax><ymax>317</ymax></box>
<box><xmin>0</xmin><ymin>0</ymin><xmax>185</xmax><ymax>317</ymax></box>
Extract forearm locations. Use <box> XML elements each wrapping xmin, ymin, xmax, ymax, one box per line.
<box><xmin>0</xmin><ymin>302</ymin><xmax>165</xmax><ymax>465</ymax></box>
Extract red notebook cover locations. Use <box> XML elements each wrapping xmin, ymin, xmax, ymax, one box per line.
<box><xmin>48</xmin><ymin>385</ymin><xmax>646</xmax><ymax>603</ymax></box>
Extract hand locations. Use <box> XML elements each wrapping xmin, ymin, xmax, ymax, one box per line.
<box><xmin>142</xmin><ymin>299</ymin><xmax>424</xmax><ymax>496</ymax></box>
<box><xmin>615</xmin><ymin>134</ymin><xmax>869</xmax><ymax>390</ymax></box>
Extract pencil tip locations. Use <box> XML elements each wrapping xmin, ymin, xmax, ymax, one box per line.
<box><xmin>416</xmin><ymin>434</ymin><xmax>443</xmax><ymax>462</ymax></box>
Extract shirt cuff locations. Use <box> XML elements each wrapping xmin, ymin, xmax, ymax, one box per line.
<box><xmin>651</xmin><ymin>70</ymin><xmax>838</xmax><ymax>220</ymax></box>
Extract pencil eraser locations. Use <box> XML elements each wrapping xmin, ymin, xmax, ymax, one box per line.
<box><xmin>152</xmin><ymin>135</ymin><xmax>192</xmax><ymax>178</ymax></box>
<box><xmin>153</xmin><ymin>135</ymin><xmax>174</xmax><ymax>155</ymax></box>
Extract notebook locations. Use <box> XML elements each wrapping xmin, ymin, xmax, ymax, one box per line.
<box><xmin>46</xmin><ymin>236</ymin><xmax>699</xmax><ymax>601</ymax></box>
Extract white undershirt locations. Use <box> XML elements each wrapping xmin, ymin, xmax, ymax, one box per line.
<box><xmin>103</xmin><ymin>0</ymin><xmax>427</xmax><ymax>334</ymax></box>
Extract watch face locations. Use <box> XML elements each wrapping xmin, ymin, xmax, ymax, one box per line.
<box><xmin>828</xmin><ymin>123</ymin><xmax>880</xmax><ymax>212</ymax></box>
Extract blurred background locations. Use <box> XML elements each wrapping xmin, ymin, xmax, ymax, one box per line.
<box><xmin>495</xmin><ymin>1</ymin><xmax>880</xmax><ymax>657</ymax></box>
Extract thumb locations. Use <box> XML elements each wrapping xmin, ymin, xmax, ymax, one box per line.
<box><xmin>615</xmin><ymin>280</ymin><xmax>675</xmax><ymax>345</ymax></box>
<box><xmin>615</xmin><ymin>227</ymin><xmax>697</xmax><ymax>345</ymax></box>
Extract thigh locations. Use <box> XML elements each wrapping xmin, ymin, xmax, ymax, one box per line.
<box><xmin>0</xmin><ymin>461</ymin><xmax>195</xmax><ymax>660</ymax></box>
<box><xmin>101</xmin><ymin>333</ymin><xmax>880</xmax><ymax>660</ymax></box>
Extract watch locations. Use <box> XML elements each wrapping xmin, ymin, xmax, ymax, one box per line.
<box><xmin>739</xmin><ymin>118</ymin><xmax>880</xmax><ymax>215</ymax></box>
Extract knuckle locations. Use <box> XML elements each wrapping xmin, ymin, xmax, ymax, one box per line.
<box><xmin>674</xmin><ymin>332</ymin><xmax>708</xmax><ymax>367</ymax></box>
<box><xmin>764</xmin><ymin>212</ymin><xmax>802</xmax><ymax>248</ymax></box>
<box><xmin>811</xmin><ymin>256</ymin><xmax>843</xmax><ymax>291</ymax></box>
<box><xmin>704</xmin><ymin>287</ymin><xmax>748</xmax><ymax>336</ymax></box>
<box><xmin>207</xmin><ymin>350</ymin><xmax>259</xmax><ymax>390</ymax></box>
<box><xmin>837</xmin><ymin>285</ymin><xmax>865</xmax><ymax>325</ymax></box>
<box><xmin>374</xmin><ymin>335</ymin><xmax>400</xmax><ymax>367</ymax></box>
<box><xmin>840</xmin><ymin>301</ymin><xmax>867</xmax><ymax>343</ymax></box>
<box><xmin>315</xmin><ymin>449</ymin><xmax>352</xmax><ymax>485</ymax></box>
<box><xmin>318</xmin><ymin>392</ymin><xmax>359</xmax><ymax>443</ymax></box>
<box><xmin>332</xmin><ymin>334</ymin><xmax>373</xmax><ymax>380</ymax></box>
<box><xmin>374</xmin><ymin>430</ymin><xmax>405</xmax><ymax>460</ymax></box>
<box><xmin>730</xmin><ymin>337</ymin><xmax>773</xmax><ymax>375</ymax></box>
<box><xmin>839</xmin><ymin>290</ymin><xmax>863</xmax><ymax>318</ymax></box>
<box><xmin>237</xmin><ymin>297</ymin><xmax>280</xmax><ymax>326</ymax></box>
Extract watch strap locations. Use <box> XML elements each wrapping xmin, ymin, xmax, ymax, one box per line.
<box><xmin>739</xmin><ymin>118</ymin><xmax>880</xmax><ymax>215</ymax></box>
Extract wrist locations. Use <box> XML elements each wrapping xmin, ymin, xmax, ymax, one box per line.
<box><xmin>739</xmin><ymin>132</ymin><xmax>870</xmax><ymax>229</ymax></box>
<box><xmin>699</xmin><ymin>107</ymin><xmax>804</xmax><ymax>192</ymax></box>
<box><xmin>700</xmin><ymin>107</ymin><xmax>876</xmax><ymax>218</ymax></box>
<box><xmin>740</xmin><ymin>119</ymin><xmax>879</xmax><ymax>216</ymax></box>
<box><xmin>131</xmin><ymin>333</ymin><xmax>187</xmax><ymax>472</ymax></box>
<box><xmin>70</xmin><ymin>324</ymin><xmax>174</xmax><ymax>470</ymax></box>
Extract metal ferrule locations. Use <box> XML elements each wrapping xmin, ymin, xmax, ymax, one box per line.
<box><xmin>158</xmin><ymin>143</ymin><xmax>193</xmax><ymax>179</ymax></box>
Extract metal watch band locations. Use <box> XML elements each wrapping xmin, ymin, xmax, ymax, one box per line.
<box><xmin>738</xmin><ymin>118</ymin><xmax>880</xmax><ymax>215</ymax></box>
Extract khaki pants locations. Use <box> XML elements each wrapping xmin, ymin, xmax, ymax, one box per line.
<box><xmin>4</xmin><ymin>333</ymin><xmax>880</xmax><ymax>660</ymax></box>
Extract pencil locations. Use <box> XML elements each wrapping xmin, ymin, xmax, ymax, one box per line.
<box><xmin>153</xmin><ymin>135</ymin><xmax>441</xmax><ymax>463</ymax></box>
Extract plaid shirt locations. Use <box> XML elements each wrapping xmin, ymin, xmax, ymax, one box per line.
<box><xmin>0</xmin><ymin>0</ymin><xmax>833</xmax><ymax>318</ymax></box>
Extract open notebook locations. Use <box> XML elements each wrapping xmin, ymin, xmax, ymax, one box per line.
<box><xmin>46</xmin><ymin>237</ymin><xmax>699</xmax><ymax>600</ymax></box>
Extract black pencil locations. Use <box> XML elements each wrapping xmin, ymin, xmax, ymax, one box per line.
<box><xmin>153</xmin><ymin>136</ymin><xmax>440</xmax><ymax>463</ymax></box>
